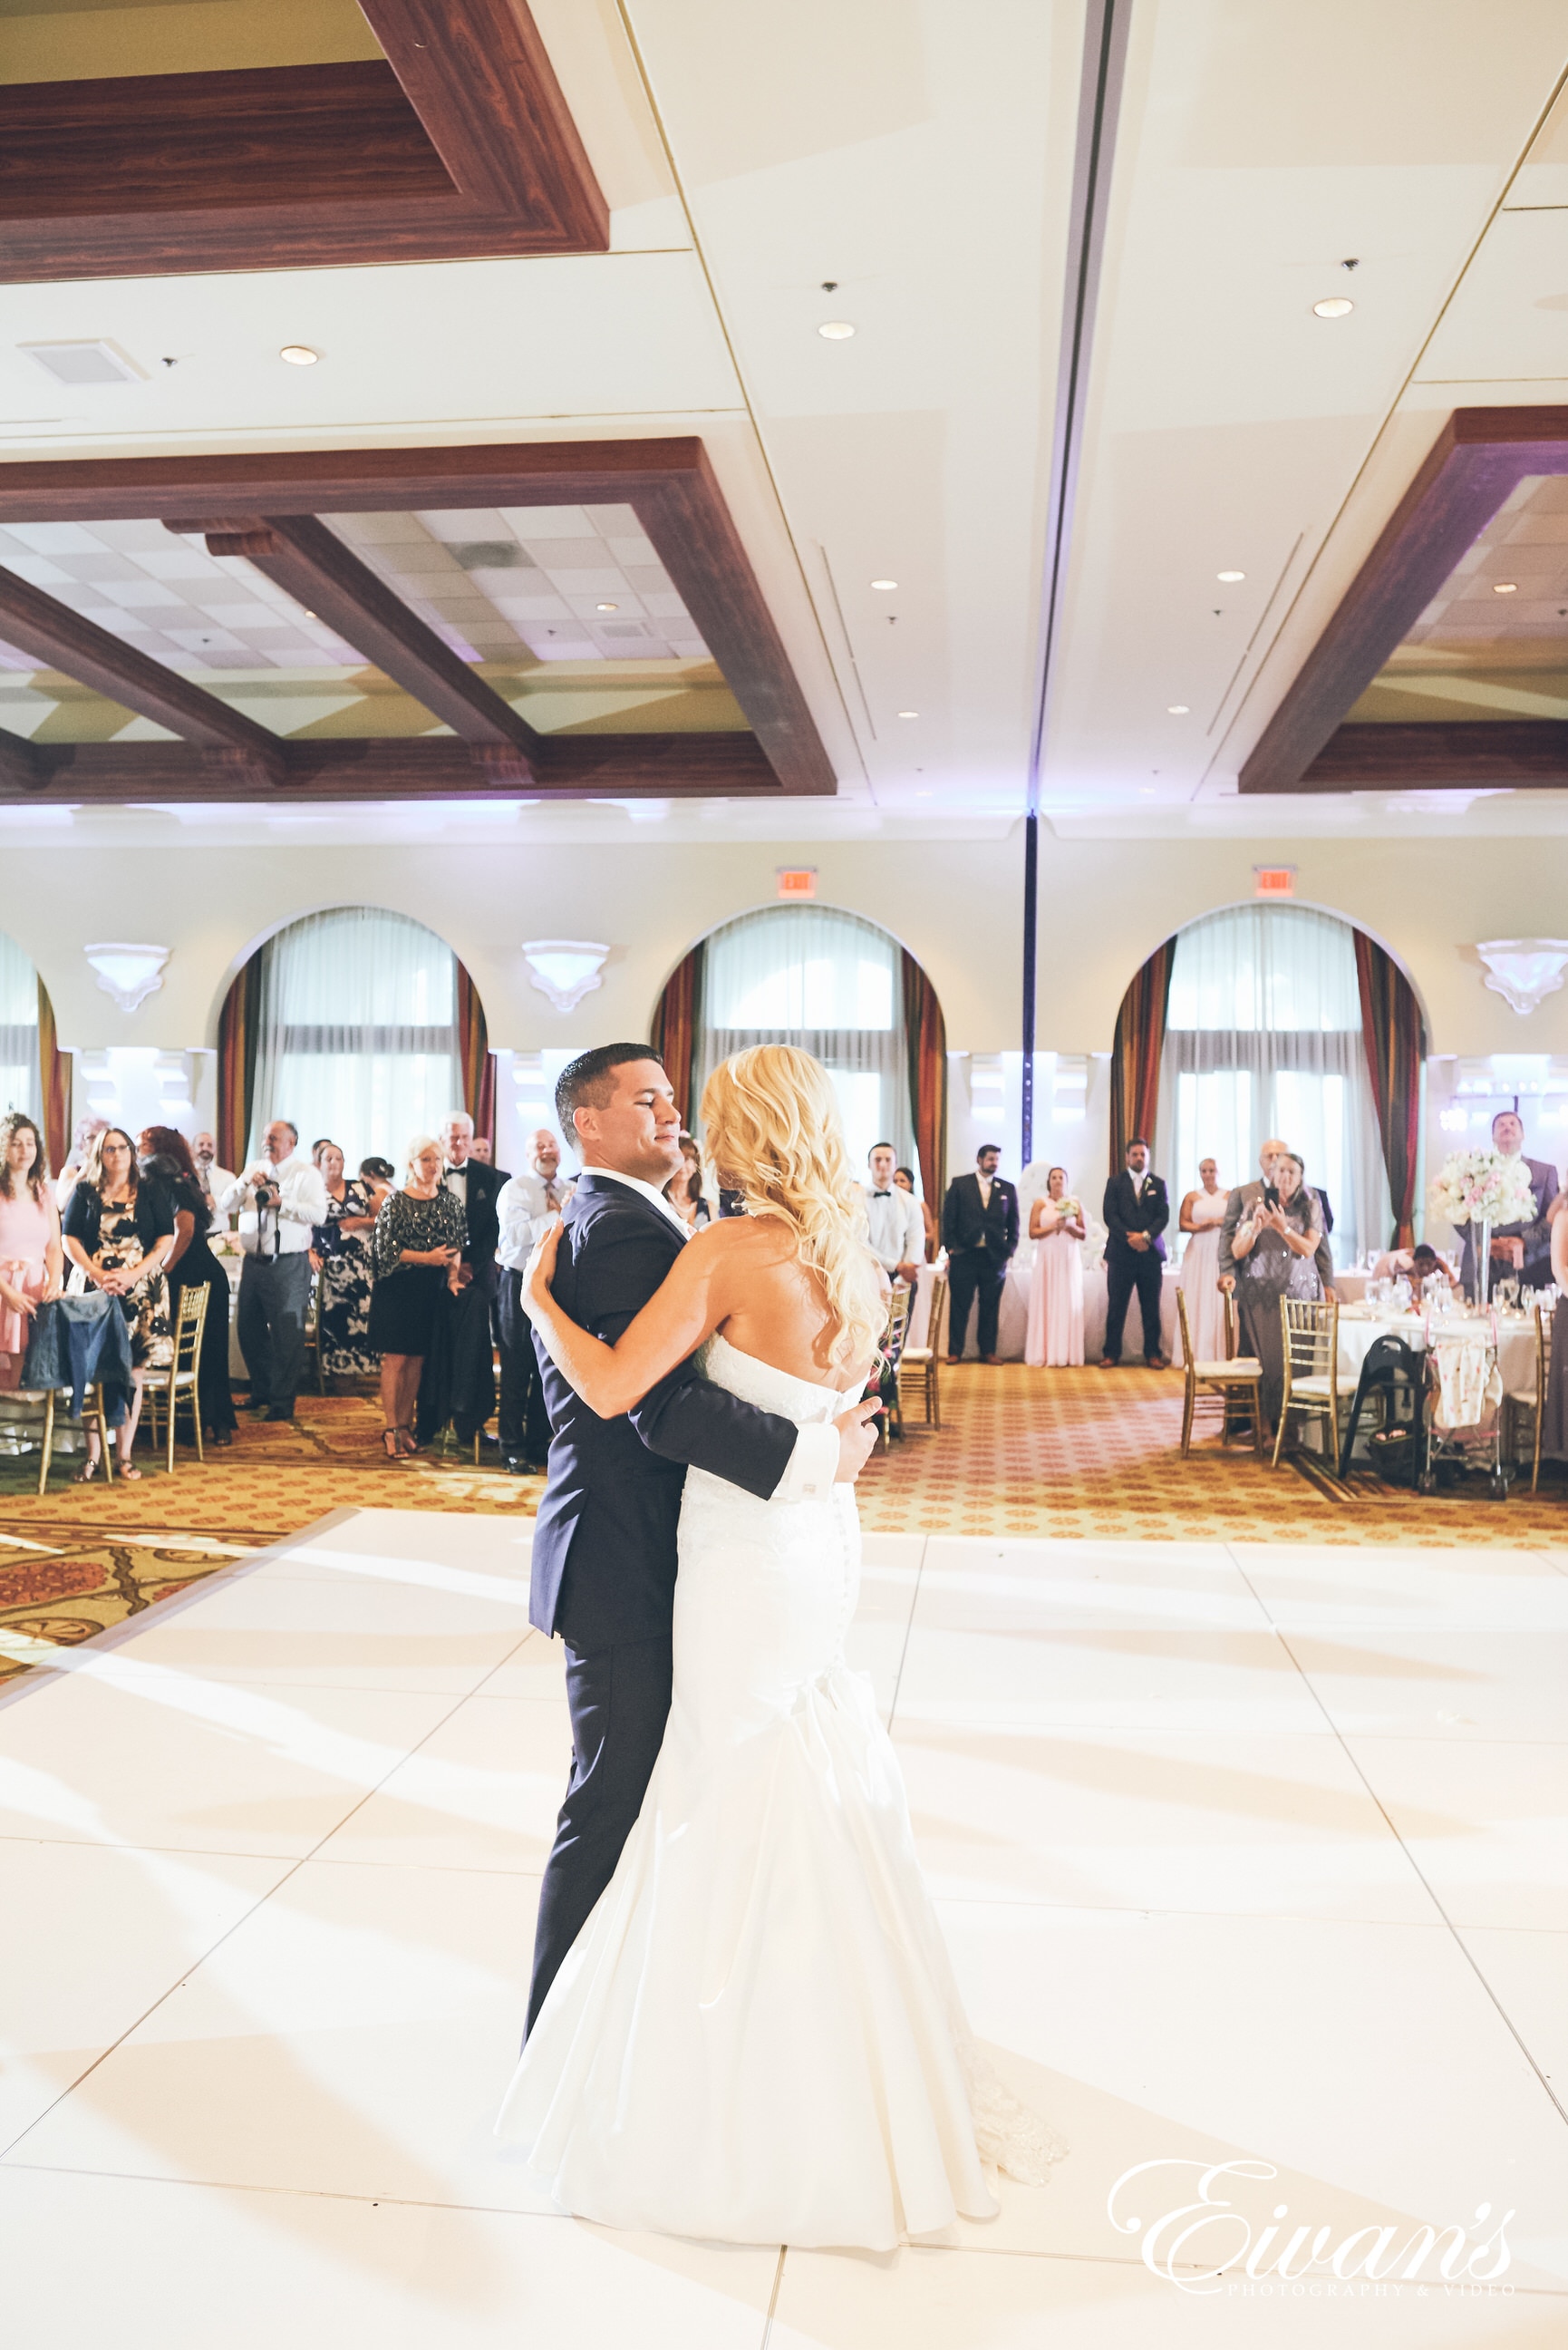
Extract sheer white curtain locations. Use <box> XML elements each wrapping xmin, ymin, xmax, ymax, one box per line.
<box><xmin>697</xmin><ymin>906</ymin><xmax>911</xmax><ymax>1173</ymax></box>
<box><xmin>249</xmin><ymin>908</ymin><xmax>462</xmax><ymax>1172</ymax></box>
<box><xmin>1157</xmin><ymin>903</ymin><xmax>1389</xmax><ymax>1267</ymax></box>
<box><xmin>0</xmin><ymin>929</ymin><xmax>40</xmax><ymax>1120</ymax></box>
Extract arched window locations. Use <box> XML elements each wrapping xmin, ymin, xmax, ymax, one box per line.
<box><xmin>1158</xmin><ymin>903</ymin><xmax>1393</xmax><ymax>1264</ymax></box>
<box><xmin>227</xmin><ymin>908</ymin><xmax>488</xmax><ymax>1171</ymax></box>
<box><xmin>0</xmin><ymin>929</ymin><xmax>39</xmax><ymax>1118</ymax></box>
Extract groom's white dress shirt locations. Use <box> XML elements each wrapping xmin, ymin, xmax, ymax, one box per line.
<box><xmin>862</xmin><ymin>1184</ymin><xmax>925</xmax><ymax>1275</ymax></box>
<box><xmin>586</xmin><ymin>1164</ymin><xmax>841</xmax><ymax>1506</ymax></box>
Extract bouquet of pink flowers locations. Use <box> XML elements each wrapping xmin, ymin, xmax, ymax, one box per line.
<box><xmin>1428</xmin><ymin>1148</ymin><xmax>1537</xmax><ymax>1228</ymax></box>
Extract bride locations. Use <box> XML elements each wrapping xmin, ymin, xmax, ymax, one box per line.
<box><xmin>496</xmin><ymin>1044</ymin><xmax>1061</xmax><ymax>2247</ymax></box>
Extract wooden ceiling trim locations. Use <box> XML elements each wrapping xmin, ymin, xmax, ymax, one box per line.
<box><xmin>0</xmin><ymin>560</ymin><xmax>285</xmax><ymax>778</ymax></box>
<box><xmin>173</xmin><ymin>513</ymin><xmax>544</xmax><ymax>762</ymax></box>
<box><xmin>0</xmin><ymin>733</ymin><xmax>781</xmax><ymax>803</ymax></box>
<box><xmin>0</xmin><ymin>0</ymin><xmax>606</xmax><ymax>283</ymax></box>
<box><xmin>1240</xmin><ymin>406</ymin><xmax>1568</xmax><ymax>795</ymax></box>
<box><xmin>1297</xmin><ymin>719</ymin><xmax>1568</xmax><ymax>791</ymax></box>
<box><xmin>0</xmin><ymin>441</ymin><xmax>837</xmax><ymax>799</ymax></box>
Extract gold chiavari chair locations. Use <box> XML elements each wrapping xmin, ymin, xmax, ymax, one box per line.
<box><xmin>1273</xmin><ymin>1296</ymin><xmax>1345</xmax><ymax>1469</ymax></box>
<box><xmin>141</xmin><ymin>1284</ymin><xmax>209</xmax><ymax>1471</ymax></box>
<box><xmin>1176</xmin><ymin>1287</ymin><xmax>1264</xmax><ymax>1458</ymax></box>
<box><xmin>895</xmin><ymin>1275</ymin><xmax>947</xmax><ymax>1432</ymax></box>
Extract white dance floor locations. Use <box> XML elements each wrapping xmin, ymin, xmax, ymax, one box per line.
<box><xmin>2</xmin><ymin>1507</ymin><xmax>1566</xmax><ymax>2345</ymax></box>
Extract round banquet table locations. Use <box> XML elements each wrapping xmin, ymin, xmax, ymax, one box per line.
<box><xmin>1334</xmin><ymin>1306</ymin><xmax>1538</xmax><ymax>1402</ymax></box>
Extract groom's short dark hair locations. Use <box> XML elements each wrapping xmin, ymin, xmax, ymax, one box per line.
<box><xmin>556</xmin><ymin>1044</ymin><xmax>667</xmax><ymax>1134</ymax></box>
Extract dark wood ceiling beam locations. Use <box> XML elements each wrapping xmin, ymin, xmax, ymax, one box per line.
<box><xmin>0</xmin><ymin>727</ymin><xmax>42</xmax><ymax>791</ymax></box>
<box><xmin>359</xmin><ymin>0</ymin><xmax>607</xmax><ymax>241</ymax></box>
<box><xmin>0</xmin><ymin>442</ymin><xmax>838</xmax><ymax>798</ymax></box>
<box><xmin>1287</xmin><ymin>719</ymin><xmax>1568</xmax><ymax>793</ymax></box>
<box><xmin>165</xmin><ymin>512</ymin><xmax>542</xmax><ymax>762</ymax></box>
<box><xmin>8</xmin><ymin>732</ymin><xmax>779</xmax><ymax>803</ymax></box>
<box><xmin>1240</xmin><ymin>406</ymin><xmax>1568</xmax><ymax>794</ymax></box>
<box><xmin>0</xmin><ymin>563</ymin><xmax>285</xmax><ymax>778</ymax></box>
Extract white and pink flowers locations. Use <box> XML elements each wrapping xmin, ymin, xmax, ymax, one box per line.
<box><xmin>1428</xmin><ymin>1148</ymin><xmax>1537</xmax><ymax>1228</ymax></box>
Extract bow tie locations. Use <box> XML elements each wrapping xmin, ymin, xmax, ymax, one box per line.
<box><xmin>872</xmin><ymin>1189</ymin><xmax>892</xmax><ymax>1198</ymax></box>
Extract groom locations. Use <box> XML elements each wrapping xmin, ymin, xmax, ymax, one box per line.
<box><xmin>524</xmin><ymin>1044</ymin><xmax>883</xmax><ymax>2035</ymax></box>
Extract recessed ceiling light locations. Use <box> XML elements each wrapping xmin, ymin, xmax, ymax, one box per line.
<box><xmin>818</xmin><ymin>321</ymin><xmax>856</xmax><ymax>340</ymax></box>
<box><xmin>279</xmin><ymin>344</ymin><xmax>320</xmax><ymax>365</ymax></box>
<box><xmin>1493</xmin><ymin>581</ymin><xmax>1518</xmax><ymax>595</ymax></box>
<box><xmin>871</xmin><ymin>578</ymin><xmax>897</xmax><ymax>591</ymax></box>
<box><xmin>915</xmin><ymin>790</ymin><xmax>933</xmax><ymax>799</ymax></box>
<box><xmin>1312</xmin><ymin>297</ymin><xmax>1354</xmax><ymax>319</ymax></box>
<box><xmin>1216</xmin><ymin>569</ymin><xmax>1244</xmax><ymax>583</ymax></box>
<box><xmin>596</xmin><ymin>601</ymin><xmax>617</xmax><ymax>612</ymax></box>
<box><xmin>1167</xmin><ymin>704</ymin><xmax>1190</xmax><ymax>714</ymax></box>
<box><xmin>897</xmin><ymin>709</ymin><xmax>918</xmax><ymax>718</ymax></box>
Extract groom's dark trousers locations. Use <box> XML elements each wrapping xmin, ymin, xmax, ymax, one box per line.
<box><xmin>524</xmin><ymin>1172</ymin><xmax>800</xmax><ymax>2037</ymax></box>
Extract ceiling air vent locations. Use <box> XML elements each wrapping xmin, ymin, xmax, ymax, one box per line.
<box><xmin>450</xmin><ymin>540</ymin><xmax>534</xmax><ymax>571</ymax></box>
<box><xmin>20</xmin><ymin>339</ymin><xmax>145</xmax><ymax>385</ymax></box>
<box><xmin>597</xmin><ymin>622</ymin><xmax>653</xmax><ymax>640</ymax></box>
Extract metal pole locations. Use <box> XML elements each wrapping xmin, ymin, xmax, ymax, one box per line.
<box><xmin>1021</xmin><ymin>811</ymin><xmax>1039</xmax><ymax>1165</ymax></box>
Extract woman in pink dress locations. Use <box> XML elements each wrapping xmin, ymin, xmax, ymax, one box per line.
<box><xmin>1025</xmin><ymin>1167</ymin><xmax>1087</xmax><ymax>1367</ymax></box>
<box><xmin>0</xmin><ymin>1112</ymin><xmax>63</xmax><ymax>1391</ymax></box>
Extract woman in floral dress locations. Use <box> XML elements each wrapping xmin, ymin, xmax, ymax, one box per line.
<box><xmin>311</xmin><ymin>1140</ymin><xmax>380</xmax><ymax>1383</ymax></box>
<box><xmin>60</xmin><ymin>1126</ymin><xmax>175</xmax><ymax>1479</ymax></box>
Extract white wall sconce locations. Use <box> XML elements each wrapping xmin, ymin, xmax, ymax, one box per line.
<box><xmin>1474</xmin><ymin>939</ymin><xmax>1568</xmax><ymax>1017</ymax></box>
<box><xmin>521</xmin><ymin>939</ymin><xmax>611</xmax><ymax>1015</ymax></box>
<box><xmin>83</xmin><ymin>941</ymin><xmax>169</xmax><ymax>1015</ymax></box>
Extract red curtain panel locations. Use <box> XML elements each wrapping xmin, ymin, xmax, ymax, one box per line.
<box><xmin>1354</xmin><ymin>930</ymin><xmax>1425</xmax><ymax>1247</ymax></box>
<box><xmin>901</xmin><ymin>949</ymin><xmax>947</xmax><ymax>1222</ymax></box>
<box><xmin>1108</xmin><ymin>937</ymin><xmax>1176</xmax><ymax>1173</ymax></box>
<box><xmin>215</xmin><ymin>954</ymin><xmax>262</xmax><ymax>1173</ymax></box>
<box><xmin>651</xmin><ymin>941</ymin><xmax>704</xmax><ymax>1129</ymax></box>
<box><xmin>455</xmin><ymin>960</ymin><xmax>490</xmax><ymax>1138</ymax></box>
<box><xmin>35</xmin><ymin>976</ymin><xmax>70</xmax><ymax>1175</ymax></box>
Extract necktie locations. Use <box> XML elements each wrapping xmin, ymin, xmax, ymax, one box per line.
<box><xmin>544</xmin><ymin>1179</ymin><xmax>559</xmax><ymax>1210</ymax></box>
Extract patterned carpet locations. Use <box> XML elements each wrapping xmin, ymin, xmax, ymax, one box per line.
<box><xmin>3</xmin><ymin>1365</ymin><xmax>1563</xmax><ymax>1691</ymax></box>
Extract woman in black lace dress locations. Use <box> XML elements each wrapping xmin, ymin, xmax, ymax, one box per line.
<box><xmin>141</xmin><ymin>1126</ymin><xmax>237</xmax><ymax>1446</ymax></box>
<box><xmin>311</xmin><ymin>1139</ymin><xmax>379</xmax><ymax>1382</ymax></box>
<box><xmin>369</xmin><ymin>1134</ymin><xmax>465</xmax><ymax>1457</ymax></box>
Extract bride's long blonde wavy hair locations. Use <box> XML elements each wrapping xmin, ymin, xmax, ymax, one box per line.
<box><xmin>701</xmin><ymin>1044</ymin><xmax>884</xmax><ymax>1371</ymax></box>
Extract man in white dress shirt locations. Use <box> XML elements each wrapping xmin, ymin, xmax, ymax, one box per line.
<box><xmin>862</xmin><ymin>1142</ymin><xmax>925</xmax><ymax>1287</ymax></box>
<box><xmin>496</xmin><ymin>1128</ymin><xmax>577</xmax><ymax>1474</ymax></box>
<box><xmin>191</xmin><ymin>1130</ymin><xmax>237</xmax><ymax>1229</ymax></box>
<box><xmin>218</xmin><ymin>1119</ymin><xmax>327</xmax><ymax>1421</ymax></box>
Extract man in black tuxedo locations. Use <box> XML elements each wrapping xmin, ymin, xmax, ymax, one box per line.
<box><xmin>941</xmin><ymin>1143</ymin><xmax>1020</xmax><ymax>1363</ymax></box>
<box><xmin>1101</xmin><ymin>1136</ymin><xmax>1170</xmax><ymax>1368</ymax></box>
<box><xmin>417</xmin><ymin>1112</ymin><xmax>509</xmax><ymax>1448</ymax></box>
<box><xmin>524</xmin><ymin>1044</ymin><xmax>882</xmax><ymax>2036</ymax></box>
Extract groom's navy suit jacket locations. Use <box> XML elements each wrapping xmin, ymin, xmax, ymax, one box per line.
<box><xmin>529</xmin><ymin>1172</ymin><xmax>799</xmax><ymax>1652</ymax></box>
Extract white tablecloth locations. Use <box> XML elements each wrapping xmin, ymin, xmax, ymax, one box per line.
<box><xmin>1335</xmin><ymin>1307</ymin><xmax>1538</xmax><ymax>1400</ymax></box>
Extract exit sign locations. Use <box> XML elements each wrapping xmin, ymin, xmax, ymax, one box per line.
<box><xmin>777</xmin><ymin>868</ymin><xmax>817</xmax><ymax>899</ymax></box>
<box><xmin>1254</xmin><ymin>866</ymin><xmax>1296</xmax><ymax>898</ymax></box>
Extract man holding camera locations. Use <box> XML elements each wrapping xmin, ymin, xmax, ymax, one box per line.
<box><xmin>218</xmin><ymin>1120</ymin><xmax>327</xmax><ymax>1422</ymax></box>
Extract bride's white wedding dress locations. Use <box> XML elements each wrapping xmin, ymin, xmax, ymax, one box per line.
<box><xmin>496</xmin><ymin>1332</ymin><xmax>1062</xmax><ymax>2248</ymax></box>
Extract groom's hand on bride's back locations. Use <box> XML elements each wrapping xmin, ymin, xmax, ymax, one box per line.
<box><xmin>833</xmin><ymin>1398</ymin><xmax>883</xmax><ymax>1482</ymax></box>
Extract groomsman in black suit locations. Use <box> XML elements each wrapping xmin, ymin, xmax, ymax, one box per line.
<box><xmin>941</xmin><ymin>1143</ymin><xmax>1020</xmax><ymax>1362</ymax></box>
<box><xmin>1101</xmin><ymin>1137</ymin><xmax>1171</xmax><ymax>1368</ymax></box>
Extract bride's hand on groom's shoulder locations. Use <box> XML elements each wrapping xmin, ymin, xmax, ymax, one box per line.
<box><xmin>524</xmin><ymin>1215</ymin><xmax>564</xmax><ymax>1316</ymax></box>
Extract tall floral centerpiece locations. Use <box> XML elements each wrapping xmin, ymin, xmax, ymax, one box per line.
<box><xmin>1428</xmin><ymin>1149</ymin><xmax>1539</xmax><ymax>1306</ymax></box>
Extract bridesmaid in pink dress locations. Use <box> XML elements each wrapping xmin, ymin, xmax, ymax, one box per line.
<box><xmin>1025</xmin><ymin>1167</ymin><xmax>1087</xmax><ymax>1367</ymax></box>
<box><xmin>0</xmin><ymin>1112</ymin><xmax>63</xmax><ymax>1391</ymax></box>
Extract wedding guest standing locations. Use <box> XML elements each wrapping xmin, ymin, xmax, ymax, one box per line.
<box><xmin>1025</xmin><ymin>1167</ymin><xmax>1085</xmax><ymax>1367</ymax></box>
<box><xmin>53</xmin><ymin>1112</ymin><xmax>107</xmax><ymax>1210</ymax></box>
<box><xmin>864</xmin><ymin>1141</ymin><xmax>924</xmax><ymax>1284</ymax></box>
<box><xmin>369</xmin><ymin>1134</ymin><xmax>465</xmax><ymax>1458</ymax></box>
<box><xmin>1101</xmin><ymin>1138</ymin><xmax>1170</xmax><ymax>1368</ymax></box>
<box><xmin>1460</xmin><ymin>1110</ymin><xmax>1557</xmax><ymax>1300</ymax></box>
<box><xmin>218</xmin><ymin>1122</ymin><xmax>328</xmax><ymax>1423</ymax></box>
<box><xmin>894</xmin><ymin>1164</ymin><xmax>937</xmax><ymax>1259</ymax></box>
<box><xmin>431</xmin><ymin>1112</ymin><xmax>508</xmax><ymax>1450</ymax></box>
<box><xmin>310</xmin><ymin>1140</ymin><xmax>379</xmax><ymax>1384</ymax></box>
<box><xmin>941</xmin><ymin>1144</ymin><xmax>1019</xmax><ymax>1363</ymax></box>
<box><xmin>1177</xmin><ymin>1158</ymin><xmax>1228</xmax><ymax>1364</ymax></box>
<box><xmin>0</xmin><ymin>1112</ymin><xmax>62</xmax><ymax>1391</ymax></box>
<box><xmin>359</xmin><ymin>1156</ymin><xmax>395</xmax><ymax>1211</ymax></box>
<box><xmin>496</xmin><ymin>1127</ymin><xmax>576</xmax><ymax>1475</ymax></box>
<box><xmin>1540</xmin><ymin>1193</ymin><xmax>1568</xmax><ymax>1461</ymax></box>
<box><xmin>664</xmin><ymin>1131</ymin><xmax>711</xmax><ymax>1232</ymax></box>
<box><xmin>191</xmin><ymin>1131</ymin><xmax>237</xmax><ymax>1228</ymax></box>
<box><xmin>61</xmin><ymin>1126</ymin><xmax>176</xmax><ymax>1479</ymax></box>
<box><xmin>1230</xmin><ymin>1151</ymin><xmax>1324</xmax><ymax>1436</ymax></box>
<box><xmin>140</xmin><ymin>1125</ymin><xmax>237</xmax><ymax>1447</ymax></box>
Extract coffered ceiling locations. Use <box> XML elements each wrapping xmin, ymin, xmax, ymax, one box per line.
<box><xmin>3</xmin><ymin>0</ymin><xmax>1568</xmax><ymax>842</ymax></box>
